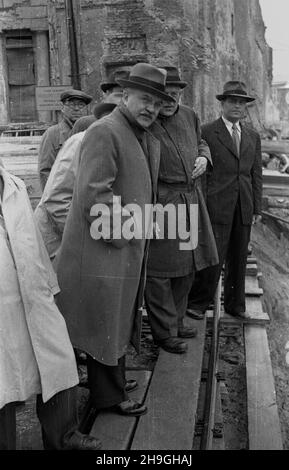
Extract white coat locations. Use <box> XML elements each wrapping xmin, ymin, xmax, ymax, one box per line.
<box><xmin>0</xmin><ymin>164</ymin><xmax>78</xmax><ymax>409</ymax></box>
<box><xmin>34</xmin><ymin>132</ymin><xmax>84</xmax><ymax>258</ymax></box>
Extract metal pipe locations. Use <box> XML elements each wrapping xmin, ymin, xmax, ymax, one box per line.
<box><xmin>65</xmin><ymin>0</ymin><xmax>81</xmax><ymax>89</ymax></box>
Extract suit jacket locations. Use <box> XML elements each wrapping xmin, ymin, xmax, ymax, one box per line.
<box><xmin>56</xmin><ymin>106</ymin><xmax>160</xmax><ymax>366</ymax></box>
<box><xmin>202</xmin><ymin>117</ymin><xmax>262</xmax><ymax>226</ymax></box>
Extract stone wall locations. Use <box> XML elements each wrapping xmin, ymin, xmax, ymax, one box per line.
<box><xmin>0</xmin><ymin>0</ymin><xmax>276</xmax><ymax>130</ymax></box>
<box><xmin>70</xmin><ymin>0</ymin><xmax>275</xmax><ymax>130</ymax></box>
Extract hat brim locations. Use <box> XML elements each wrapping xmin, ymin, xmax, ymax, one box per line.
<box><xmin>216</xmin><ymin>93</ymin><xmax>255</xmax><ymax>103</ymax></box>
<box><xmin>116</xmin><ymin>79</ymin><xmax>175</xmax><ymax>103</ymax></box>
<box><xmin>101</xmin><ymin>82</ymin><xmax>120</xmax><ymax>93</ymax></box>
<box><xmin>166</xmin><ymin>81</ymin><xmax>187</xmax><ymax>89</ymax></box>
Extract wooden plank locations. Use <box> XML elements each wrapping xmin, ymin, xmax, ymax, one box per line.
<box><xmin>245</xmin><ymin>276</ymin><xmax>263</xmax><ymax>296</ymax></box>
<box><xmin>206</xmin><ymin>298</ymin><xmax>269</xmax><ymax>325</ymax></box>
<box><xmin>246</xmin><ymin>264</ymin><xmax>258</xmax><ymax>276</ymax></box>
<box><xmin>246</xmin><ymin>297</ymin><xmax>270</xmax><ymax>323</ymax></box>
<box><xmin>245</xmin><ymin>325</ymin><xmax>283</xmax><ymax>450</ymax></box>
<box><xmin>89</xmin><ymin>370</ymin><xmax>151</xmax><ymax>450</ymax></box>
<box><xmin>263</xmin><ymin>186</ymin><xmax>289</xmax><ymax>197</ymax></box>
<box><xmin>131</xmin><ymin>318</ymin><xmax>206</xmax><ymax>450</ymax></box>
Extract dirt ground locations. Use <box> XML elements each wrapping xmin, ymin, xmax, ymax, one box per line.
<box><xmin>251</xmin><ymin>220</ymin><xmax>289</xmax><ymax>450</ymax></box>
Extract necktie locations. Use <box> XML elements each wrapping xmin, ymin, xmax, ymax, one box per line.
<box><xmin>232</xmin><ymin>123</ymin><xmax>240</xmax><ymax>157</ymax></box>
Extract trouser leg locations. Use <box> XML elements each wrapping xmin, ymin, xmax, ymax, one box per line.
<box><xmin>86</xmin><ymin>355</ymin><xmax>128</xmax><ymax>410</ymax></box>
<box><xmin>171</xmin><ymin>273</ymin><xmax>195</xmax><ymax>328</ymax></box>
<box><xmin>145</xmin><ymin>274</ymin><xmax>194</xmax><ymax>341</ymax></box>
<box><xmin>0</xmin><ymin>403</ymin><xmax>16</xmax><ymax>450</ymax></box>
<box><xmin>224</xmin><ymin>203</ymin><xmax>251</xmax><ymax>314</ymax></box>
<box><xmin>36</xmin><ymin>386</ymin><xmax>78</xmax><ymax>450</ymax></box>
<box><xmin>188</xmin><ymin>223</ymin><xmax>231</xmax><ymax>312</ymax></box>
<box><xmin>145</xmin><ymin>277</ymin><xmax>179</xmax><ymax>341</ymax></box>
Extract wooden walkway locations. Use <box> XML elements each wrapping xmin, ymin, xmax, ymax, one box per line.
<box><xmin>89</xmin><ymin>257</ymin><xmax>283</xmax><ymax>450</ymax></box>
<box><xmin>90</xmin><ymin>317</ymin><xmax>206</xmax><ymax>451</ymax></box>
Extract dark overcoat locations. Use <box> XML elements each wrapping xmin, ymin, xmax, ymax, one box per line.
<box><xmin>147</xmin><ymin>105</ymin><xmax>219</xmax><ymax>277</ymax></box>
<box><xmin>38</xmin><ymin>117</ymin><xmax>73</xmax><ymax>190</ymax></box>
<box><xmin>55</xmin><ymin>107</ymin><xmax>160</xmax><ymax>366</ymax></box>
<box><xmin>202</xmin><ymin>118</ymin><xmax>262</xmax><ymax>225</ymax></box>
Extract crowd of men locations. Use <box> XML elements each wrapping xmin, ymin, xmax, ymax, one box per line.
<box><xmin>0</xmin><ymin>62</ymin><xmax>262</xmax><ymax>450</ymax></box>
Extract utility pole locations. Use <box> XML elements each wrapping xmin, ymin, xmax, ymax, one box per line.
<box><xmin>65</xmin><ymin>0</ymin><xmax>81</xmax><ymax>89</ymax></box>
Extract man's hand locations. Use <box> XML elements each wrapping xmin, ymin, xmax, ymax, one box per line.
<box><xmin>192</xmin><ymin>157</ymin><xmax>208</xmax><ymax>180</ymax></box>
<box><xmin>152</xmin><ymin>221</ymin><xmax>161</xmax><ymax>239</ymax></box>
<box><xmin>252</xmin><ymin>215</ymin><xmax>262</xmax><ymax>225</ymax></box>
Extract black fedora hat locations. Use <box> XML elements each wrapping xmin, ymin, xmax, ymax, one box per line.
<box><xmin>93</xmin><ymin>102</ymin><xmax>117</xmax><ymax>119</ymax></box>
<box><xmin>100</xmin><ymin>68</ymin><xmax>131</xmax><ymax>93</ymax></box>
<box><xmin>161</xmin><ymin>65</ymin><xmax>187</xmax><ymax>89</ymax></box>
<box><xmin>116</xmin><ymin>63</ymin><xmax>175</xmax><ymax>103</ymax></box>
<box><xmin>216</xmin><ymin>81</ymin><xmax>255</xmax><ymax>102</ymax></box>
<box><xmin>60</xmin><ymin>89</ymin><xmax>92</xmax><ymax>105</ymax></box>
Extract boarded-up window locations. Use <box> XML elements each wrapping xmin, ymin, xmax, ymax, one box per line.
<box><xmin>5</xmin><ymin>31</ymin><xmax>37</xmax><ymax>122</ymax></box>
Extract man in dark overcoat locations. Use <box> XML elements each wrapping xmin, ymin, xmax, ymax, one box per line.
<box><xmin>56</xmin><ymin>64</ymin><xmax>175</xmax><ymax>416</ymax></box>
<box><xmin>188</xmin><ymin>81</ymin><xmax>262</xmax><ymax>319</ymax></box>
<box><xmin>38</xmin><ymin>89</ymin><xmax>92</xmax><ymax>190</ymax></box>
<box><xmin>145</xmin><ymin>66</ymin><xmax>219</xmax><ymax>354</ymax></box>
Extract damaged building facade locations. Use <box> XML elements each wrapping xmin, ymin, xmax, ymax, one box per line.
<box><xmin>0</xmin><ymin>0</ymin><xmax>276</xmax><ymax>132</ymax></box>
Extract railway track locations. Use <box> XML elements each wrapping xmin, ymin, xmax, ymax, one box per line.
<box><xmin>77</xmin><ymin>254</ymin><xmax>283</xmax><ymax>450</ymax></box>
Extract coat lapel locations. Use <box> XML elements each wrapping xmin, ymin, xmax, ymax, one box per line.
<box><xmin>215</xmin><ymin>118</ymin><xmax>239</xmax><ymax>159</ymax></box>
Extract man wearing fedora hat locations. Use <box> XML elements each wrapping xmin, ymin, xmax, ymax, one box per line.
<box><xmin>35</xmin><ymin>100</ymin><xmax>140</xmax><ymax>394</ymax></box>
<box><xmin>144</xmin><ymin>65</ymin><xmax>219</xmax><ymax>354</ymax></box>
<box><xmin>188</xmin><ymin>81</ymin><xmax>262</xmax><ymax>320</ymax></box>
<box><xmin>55</xmin><ymin>63</ymin><xmax>174</xmax><ymax>416</ymax></box>
<box><xmin>38</xmin><ymin>89</ymin><xmax>92</xmax><ymax>190</ymax></box>
<box><xmin>72</xmin><ymin>68</ymin><xmax>130</xmax><ymax>135</ymax></box>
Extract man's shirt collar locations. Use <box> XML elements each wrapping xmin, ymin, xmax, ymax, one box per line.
<box><xmin>222</xmin><ymin>116</ymin><xmax>241</xmax><ymax>135</ymax></box>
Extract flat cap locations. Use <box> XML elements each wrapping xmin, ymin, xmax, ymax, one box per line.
<box><xmin>60</xmin><ymin>89</ymin><xmax>93</xmax><ymax>105</ymax></box>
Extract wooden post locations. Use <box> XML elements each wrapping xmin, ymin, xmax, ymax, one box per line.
<box><xmin>47</xmin><ymin>0</ymin><xmax>61</xmax><ymax>87</ymax></box>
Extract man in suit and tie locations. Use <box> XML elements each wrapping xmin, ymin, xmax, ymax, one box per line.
<box><xmin>188</xmin><ymin>81</ymin><xmax>262</xmax><ymax>319</ymax></box>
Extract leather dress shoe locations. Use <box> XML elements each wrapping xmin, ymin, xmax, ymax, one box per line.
<box><xmin>114</xmin><ymin>399</ymin><xmax>147</xmax><ymax>416</ymax></box>
<box><xmin>125</xmin><ymin>379</ymin><xmax>138</xmax><ymax>393</ymax></box>
<box><xmin>186</xmin><ymin>308</ymin><xmax>204</xmax><ymax>320</ymax></box>
<box><xmin>63</xmin><ymin>430</ymin><xmax>102</xmax><ymax>450</ymax></box>
<box><xmin>157</xmin><ymin>337</ymin><xmax>188</xmax><ymax>354</ymax></box>
<box><xmin>226</xmin><ymin>311</ymin><xmax>248</xmax><ymax>320</ymax></box>
<box><xmin>79</xmin><ymin>378</ymin><xmax>138</xmax><ymax>392</ymax></box>
<box><xmin>178</xmin><ymin>326</ymin><xmax>198</xmax><ymax>338</ymax></box>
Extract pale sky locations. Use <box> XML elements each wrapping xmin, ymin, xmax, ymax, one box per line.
<box><xmin>259</xmin><ymin>0</ymin><xmax>289</xmax><ymax>82</ymax></box>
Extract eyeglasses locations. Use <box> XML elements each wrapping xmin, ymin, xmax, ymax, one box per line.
<box><xmin>64</xmin><ymin>100</ymin><xmax>87</xmax><ymax>109</ymax></box>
